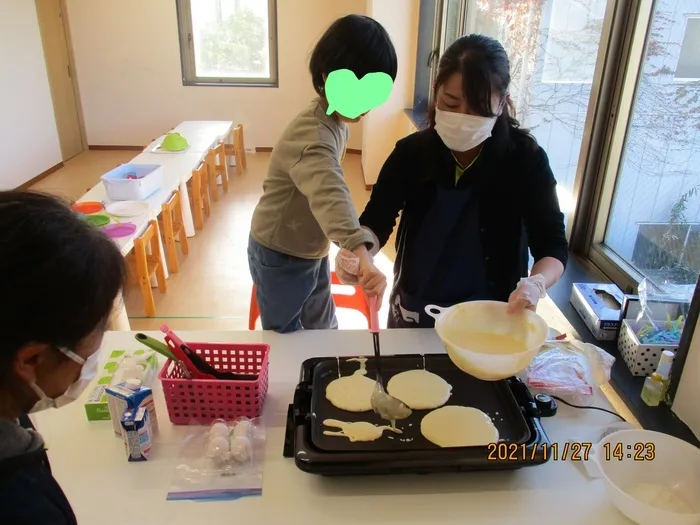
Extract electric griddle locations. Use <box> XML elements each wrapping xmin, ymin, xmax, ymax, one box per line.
<box><xmin>283</xmin><ymin>354</ymin><xmax>555</xmax><ymax>476</ymax></box>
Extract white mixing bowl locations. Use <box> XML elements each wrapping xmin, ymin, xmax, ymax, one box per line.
<box><xmin>424</xmin><ymin>301</ymin><xmax>549</xmax><ymax>381</ymax></box>
<box><xmin>587</xmin><ymin>429</ymin><xmax>700</xmax><ymax>525</ymax></box>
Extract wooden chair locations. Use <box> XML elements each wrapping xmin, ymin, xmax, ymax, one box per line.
<box><xmin>127</xmin><ymin>220</ymin><xmax>167</xmax><ymax>317</ymax></box>
<box><xmin>206</xmin><ymin>141</ymin><xmax>229</xmax><ymax>201</ymax></box>
<box><xmin>187</xmin><ymin>160</ymin><xmax>210</xmax><ymax>230</ymax></box>
<box><xmin>224</xmin><ymin>124</ymin><xmax>247</xmax><ymax>173</ymax></box>
<box><xmin>160</xmin><ymin>190</ymin><xmax>189</xmax><ymax>273</ymax></box>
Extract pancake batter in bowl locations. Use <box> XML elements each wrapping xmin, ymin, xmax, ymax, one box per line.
<box><xmin>387</xmin><ymin>369</ymin><xmax>452</xmax><ymax>410</ymax></box>
<box><xmin>421</xmin><ymin>406</ymin><xmax>499</xmax><ymax>447</ymax></box>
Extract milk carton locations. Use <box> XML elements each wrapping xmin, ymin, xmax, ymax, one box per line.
<box><xmin>121</xmin><ymin>407</ymin><xmax>152</xmax><ymax>461</ymax></box>
<box><xmin>84</xmin><ymin>349</ymin><xmax>158</xmax><ymax>422</ymax></box>
<box><xmin>105</xmin><ymin>379</ymin><xmax>158</xmax><ymax>437</ymax></box>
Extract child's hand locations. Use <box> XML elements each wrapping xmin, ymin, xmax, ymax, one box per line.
<box><xmin>335</xmin><ymin>249</ymin><xmax>360</xmax><ymax>285</ymax></box>
<box><xmin>358</xmin><ymin>258</ymin><xmax>387</xmax><ymax>309</ymax></box>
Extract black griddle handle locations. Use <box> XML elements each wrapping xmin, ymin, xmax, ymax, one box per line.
<box><xmin>285</xmin><ymin>380</ymin><xmax>314</xmax><ymax>460</ymax></box>
<box><xmin>283</xmin><ymin>404</ymin><xmax>295</xmax><ymax>458</ymax></box>
<box><xmin>508</xmin><ymin>377</ymin><xmax>542</xmax><ymax>419</ymax></box>
<box><xmin>293</xmin><ymin>381</ymin><xmax>312</xmax><ymax>417</ymax></box>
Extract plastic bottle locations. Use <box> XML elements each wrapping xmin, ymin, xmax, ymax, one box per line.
<box><xmin>641</xmin><ymin>373</ymin><xmax>664</xmax><ymax>407</ymax></box>
<box><xmin>655</xmin><ymin>350</ymin><xmax>675</xmax><ymax>386</ymax></box>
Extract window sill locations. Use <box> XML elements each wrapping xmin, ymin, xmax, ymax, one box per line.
<box><xmin>548</xmin><ymin>255</ymin><xmax>699</xmax><ymax>446</ymax></box>
<box><xmin>182</xmin><ymin>80</ymin><xmax>279</xmax><ymax>88</ymax></box>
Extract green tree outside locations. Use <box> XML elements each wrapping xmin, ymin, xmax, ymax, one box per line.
<box><xmin>198</xmin><ymin>7</ymin><xmax>265</xmax><ymax>74</ymax></box>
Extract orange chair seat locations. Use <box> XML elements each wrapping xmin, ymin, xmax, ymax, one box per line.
<box><xmin>248</xmin><ymin>271</ymin><xmax>370</xmax><ymax>330</ymax></box>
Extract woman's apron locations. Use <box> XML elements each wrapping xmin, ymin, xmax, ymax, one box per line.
<box><xmin>388</xmin><ymin>184</ymin><xmax>489</xmax><ymax>328</ymax></box>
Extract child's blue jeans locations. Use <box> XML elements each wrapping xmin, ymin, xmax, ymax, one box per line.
<box><xmin>247</xmin><ymin>235</ymin><xmax>338</xmax><ymax>333</ymax></box>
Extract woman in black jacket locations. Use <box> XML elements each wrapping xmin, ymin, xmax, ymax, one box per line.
<box><xmin>338</xmin><ymin>35</ymin><xmax>567</xmax><ymax>327</ymax></box>
<box><xmin>0</xmin><ymin>191</ymin><xmax>126</xmax><ymax>524</ymax></box>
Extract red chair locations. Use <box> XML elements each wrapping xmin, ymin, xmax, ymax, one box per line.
<box><xmin>248</xmin><ymin>271</ymin><xmax>371</xmax><ymax>330</ymax></box>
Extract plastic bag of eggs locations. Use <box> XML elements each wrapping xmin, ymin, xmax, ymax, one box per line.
<box><xmin>205</xmin><ymin>419</ymin><xmax>254</xmax><ymax>465</ymax></box>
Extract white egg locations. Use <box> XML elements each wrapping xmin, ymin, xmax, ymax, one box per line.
<box><xmin>208</xmin><ymin>422</ymin><xmax>230</xmax><ymax>439</ymax></box>
<box><xmin>232</xmin><ymin>419</ymin><xmax>253</xmax><ymax>439</ymax></box>
<box><xmin>206</xmin><ymin>435</ymin><xmax>230</xmax><ymax>465</ymax></box>
<box><xmin>229</xmin><ymin>436</ymin><xmax>252</xmax><ymax>463</ymax></box>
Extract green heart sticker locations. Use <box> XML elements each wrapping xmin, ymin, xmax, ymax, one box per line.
<box><xmin>325</xmin><ymin>69</ymin><xmax>394</xmax><ymax>119</ymax></box>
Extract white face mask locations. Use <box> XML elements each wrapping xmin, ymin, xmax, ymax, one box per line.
<box><xmin>29</xmin><ymin>347</ymin><xmax>100</xmax><ymax>413</ymax></box>
<box><xmin>434</xmin><ymin>108</ymin><xmax>497</xmax><ymax>152</ymax></box>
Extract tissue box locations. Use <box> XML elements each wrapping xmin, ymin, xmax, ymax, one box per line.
<box><xmin>618</xmin><ymin>319</ymin><xmax>681</xmax><ymax>376</ymax></box>
<box><xmin>570</xmin><ymin>283</ymin><xmax>624</xmax><ymax>340</ymax></box>
<box><xmin>84</xmin><ymin>350</ymin><xmax>158</xmax><ymax>421</ymax></box>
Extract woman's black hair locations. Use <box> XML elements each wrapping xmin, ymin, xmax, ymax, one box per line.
<box><xmin>0</xmin><ymin>191</ymin><xmax>126</xmax><ymax>369</ymax></box>
<box><xmin>428</xmin><ymin>34</ymin><xmax>535</xmax><ymax>150</ymax></box>
<box><xmin>309</xmin><ymin>14</ymin><xmax>398</xmax><ymax>96</ymax></box>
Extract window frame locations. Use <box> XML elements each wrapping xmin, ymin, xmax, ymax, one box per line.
<box><xmin>673</xmin><ymin>15</ymin><xmax>700</xmax><ymax>83</ymax></box>
<box><xmin>575</xmin><ymin>0</ymin><xmax>667</xmax><ymax>293</ymax></box>
<box><xmin>175</xmin><ymin>0</ymin><xmax>279</xmax><ymax>88</ymax></box>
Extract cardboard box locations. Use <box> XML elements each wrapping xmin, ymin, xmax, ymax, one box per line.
<box><xmin>570</xmin><ymin>283</ymin><xmax>624</xmax><ymax>340</ymax></box>
<box><xmin>84</xmin><ymin>350</ymin><xmax>157</xmax><ymax>422</ymax></box>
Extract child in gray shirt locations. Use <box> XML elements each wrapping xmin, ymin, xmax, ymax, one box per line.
<box><xmin>248</xmin><ymin>14</ymin><xmax>397</xmax><ymax>333</ymax></box>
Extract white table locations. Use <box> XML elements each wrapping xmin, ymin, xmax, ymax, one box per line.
<box><xmin>31</xmin><ymin>329</ymin><xmax>634</xmax><ymax>525</ymax></box>
<box><xmin>80</xmin><ymin>152</ymin><xmax>206</xmax><ymax>330</ymax></box>
<box><xmin>173</xmin><ymin>121</ymin><xmax>235</xmax><ymax>144</ymax></box>
<box><xmin>145</xmin><ymin>121</ymin><xmax>235</xmax><ymax>187</ymax></box>
<box><xmin>129</xmin><ymin>151</ymin><xmax>208</xmax><ymax>239</ymax></box>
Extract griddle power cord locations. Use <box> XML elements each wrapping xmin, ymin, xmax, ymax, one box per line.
<box><xmin>551</xmin><ymin>395</ymin><xmax>627</xmax><ymax>422</ymax></box>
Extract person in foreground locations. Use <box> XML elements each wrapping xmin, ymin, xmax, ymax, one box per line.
<box><xmin>0</xmin><ymin>191</ymin><xmax>126</xmax><ymax>524</ymax></box>
<box><xmin>337</xmin><ymin>35</ymin><xmax>568</xmax><ymax>327</ymax></box>
<box><xmin>248</xmin><ymin>14</ymin><xmax>397</xmax><ymax>333</ymax></box>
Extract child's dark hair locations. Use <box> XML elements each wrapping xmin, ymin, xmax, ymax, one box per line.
<box><xmin>0</xmin><ymin>191</ymin><xmax>126</xmax><ymax>368</ymax></box>
<box><xmin>428</xmin><ymin>34</ymin><xmax>535</xmax><ymax>150</ymax></box>
<box><xmin>309</xmin><ymin>14</ymin><xmax>398</xmax><ymax>96</ymax></box>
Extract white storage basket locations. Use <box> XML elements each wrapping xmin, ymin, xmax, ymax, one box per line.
<box><xmin>101</xmin><ymin>164</ymin><xmax>163</xmax><ymax>201</ymax></box>
<box><xmin>618</xmin><ymin>319</ymin><xmax>680</xmax><ymax>376</ymax></box>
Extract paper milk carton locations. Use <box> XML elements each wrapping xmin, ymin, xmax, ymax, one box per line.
<box><xmin>84</xmin><ymin>350</ymin><xmax>158</xmax><ymax>422</ymax></box>
<box><xmin>105</xmin><ymin>379</ymin><xmax>158</xmax><ymax>437</ymax></box>
<box><xmin>121</xmin><ymin>407</ymin><xmax>152</xmax><ymax>462</ymax></box>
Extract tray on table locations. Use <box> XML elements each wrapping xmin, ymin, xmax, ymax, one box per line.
<box><xmin>283</xmin><ymin>354</ymin><xmax>554</xmax><ymax>476</ymax></box>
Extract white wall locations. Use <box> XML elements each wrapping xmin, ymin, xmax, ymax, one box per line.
<box><xmin>0</xmin><ymin>1</ymin><xmax>62</xmax><ymax>189</ymax></box>
<box><xmin>673</xmin><ymin>315</ymin><xmax>700</xmax><ymax>438</ymax></box>
<box><xmin>65</xmin><ymin>0</ymin><xmax>366</xmax><ymax>150</ymax></box>
<box><xmin>361</xmin><ymin>0</ymin><xmax>419</xmax><ymax>185</ymax></box>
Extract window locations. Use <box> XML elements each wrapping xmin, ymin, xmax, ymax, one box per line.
<box><xmin>176</xmin><ymin>0</ymin><xmax>278</xmax><ymax>87</ymax></box>
<box><xmin>425</xmin><ymin>0</ymin><xmax>609</xmax><ymax>220</ymax></box>
<box><xmin>541</xmin><ymin>0</ymin><xmax>608</xmax><ymax>84</ymax></box>
<box><xmin>590</xmin><ymin>0</ymin><xmax>700</xmax><ymax>297</ymax></box>
<box><xmin>675</xmin><ymin>16</ymin><xmax>700</xmax><ymax>81</ymax></box>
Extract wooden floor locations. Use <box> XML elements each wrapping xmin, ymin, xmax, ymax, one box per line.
<box><xmin>31</xmin><ymin>150</ymin><xmax>397</xmax><ymax>331</ymax></box>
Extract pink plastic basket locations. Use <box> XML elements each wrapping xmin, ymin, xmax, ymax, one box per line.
<box><xmin>158</xmin><ymin>338</ymin><xmax>269</xmax><ymax>425</ymax></box>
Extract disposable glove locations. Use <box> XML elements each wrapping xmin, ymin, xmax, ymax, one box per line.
<box><xmin>507</xmin><ymin>274</ymin><xmax>547</xmax><ymax>313</ymax></box>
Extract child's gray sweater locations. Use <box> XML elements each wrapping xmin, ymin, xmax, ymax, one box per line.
<box><xmin>250</xmin><ymin>98</ymin><xmax>374</xmax><ymax>259</ymax></box>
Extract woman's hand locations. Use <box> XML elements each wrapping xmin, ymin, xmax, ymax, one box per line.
<box><xmin>507</xmin><ymin>274</ymin><xmax>547</xmax><ymax>313</ymax></box>
<box><xmin>358</xmin><ymin>257</ymin><xmax>387</xmax><ymax>309</ymax></box>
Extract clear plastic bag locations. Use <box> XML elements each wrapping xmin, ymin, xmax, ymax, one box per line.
<box><xmin>523</xmin><ymin>340</ymin><xmax>615</xmax><ymax>404</ymax></box>
<box><xmin>167</xmin><ymin>417</ymin><xmax>266</xmax><ymax>502</ymax></box>
<box><xmin>634</xmin><ymin>278</ymin><xmax>686</xmax><ymax>345</ymax></box>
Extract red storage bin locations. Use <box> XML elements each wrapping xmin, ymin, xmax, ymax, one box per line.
<box><xmin>158</xmin><ymin>339</ymin><xmax>269</xmax><ymax>425</ymax></box>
